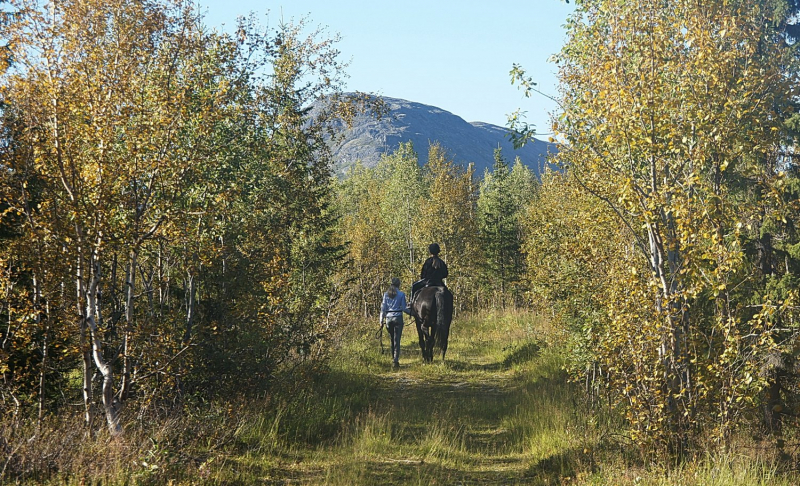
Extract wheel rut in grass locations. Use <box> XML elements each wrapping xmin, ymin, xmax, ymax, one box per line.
<box><xmin>249</xmin><ymin>314</ymin><xmax>580</xmax><ymax>485</ymax></box>
<box><xmin>342</xmin><ymin>337</ymin><xmax>548</xmax><ymax>479</ymax></box>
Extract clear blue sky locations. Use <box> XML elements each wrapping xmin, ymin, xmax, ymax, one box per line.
<box><xmin>196</xmin><ymin>1</ymin><xmax>574</xmax><ymax>135</ymax></box>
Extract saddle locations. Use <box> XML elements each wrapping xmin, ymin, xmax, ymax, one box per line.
<box><xmin>409</xmin><ymin>279</ymin><xmax>446</xmax><ymax>312</ymax></box>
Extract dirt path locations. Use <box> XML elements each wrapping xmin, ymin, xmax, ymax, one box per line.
<box><xmin>279</xmin><ymin>325</ymin><xmax>579</xmax><ymax>485</ymax></box>
<box><xmin>230</xmin><ymin>315</ymin><xmax>582</xmax><ymax>485</ymax></box>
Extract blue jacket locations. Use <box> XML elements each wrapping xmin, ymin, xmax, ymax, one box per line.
<box><xmin>380</xmin><ymin>290</ymin><xmax>408</xmax><ymax>323</ymax></box>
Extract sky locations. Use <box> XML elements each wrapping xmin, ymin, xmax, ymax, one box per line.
<box><xmin>196</xmin><ymin>1</ymin><xmax>575</xmax><ymax>136</ymax></box>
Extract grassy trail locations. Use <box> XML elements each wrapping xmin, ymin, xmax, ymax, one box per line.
<box><xmin>20</xmin><ymin>310</ymin><xmax>795</xmax><ymax>484</ymax></box>
<box><xmin>222</xmin><ymin>311</ymin><xmax>591</xmax><ymax>485</ymax></box>
<box><xmin>210</xmin><ymin>311</ymin><xmax>797</xmax><ymax>485</ymax></box>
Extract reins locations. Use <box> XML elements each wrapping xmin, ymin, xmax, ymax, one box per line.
<box><xmin>376</xmin><ymin>320</ymin><xmax>385</xmax><ymax>354</ymax></box>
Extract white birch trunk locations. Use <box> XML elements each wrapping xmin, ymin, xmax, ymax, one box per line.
<box><xmin>85</xmin><ymin>255</ymin><xmax>122</xmax><ymax>436</ymax></box>
<box><xmin>183</xmin><ymin>272</ymin><xmax>196</xmax><ymax>344</ymax></box>
<box><xmin>121</xmin><ymin>250</ymin><xmax>136</xmax><ymax>400</ymax></box>
<box><xmin>77</xmin><ymin>242</ymin><xmax>94</xmax><ymax>432</ymax></box>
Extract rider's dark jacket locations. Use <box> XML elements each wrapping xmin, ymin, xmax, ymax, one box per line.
<box><xmin>420</xmin><ymin>256</ymin><xmax>448</xmax><ymax>287</ymax></box>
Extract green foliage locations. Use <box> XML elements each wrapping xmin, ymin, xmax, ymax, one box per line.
<box><xmin>477</xmin><ymin>149</ymin><xmax>536</xmax><ymax>307</ymax></box>
<box><xmin>0</xmin><ymin>0</ymin><xmax>354</xmax><ymax>429</ymax></box>
<box><xmin>418</xmin><ymin>143</ymin><xmax>481</xmax><ymax>310</ymax></box>
<box><xmin>333</xmin><ymin>163</ymin><xmax>392</xmax><ymax>317</ymax></box>
<box><xmin>524</xmin><ymin>0</ymin><xmax>800</xmax><ymax>453</ymax></box>
<box><xmin>376</xmin><ymin>141</ymin><xmax>425</xmax><ymax>280</ymax></box>
<box><xmin>521</xmin><ymin>168</ymin><xmax>629</xmax><ymax>383</ymax></box>
<box><xmin>332</xmin><ymin>141</ymin><xmax>534</xmax><ymax>316</ymax></box>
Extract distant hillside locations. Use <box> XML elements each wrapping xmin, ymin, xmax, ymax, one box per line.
<box><xmin>317</xmin><ymin>95</ymin><xmax>556</xmax><ymax>177</ymax></box>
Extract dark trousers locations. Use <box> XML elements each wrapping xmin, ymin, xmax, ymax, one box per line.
<box><xmin>386</xmin><ymin>316</ymin><xmax>404</xmax><ymax>364</ymax></box>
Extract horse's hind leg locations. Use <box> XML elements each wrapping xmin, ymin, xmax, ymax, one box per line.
<box><xmin>440</xmin><ymin>327</ymin><xmax>450</xmax><ymax>362</ymax></box>
<box><xmin>425</xmin><ymin>331</ymin><xmax>435</xmax><ymax>363</ymax></box>
<box><xmin>416</xmin><ymin>321</ymin><xmax>428</xmax><ymax>361</ymax></box>
<box><xmin>424</xmin><ymin>333</ymin><xmax>434</xmax><ymax>363</ymax></box>
<box><xmin>418</xmin><ymin>326</ymin><xmax>434</xmax><ymax>363</ymax></box>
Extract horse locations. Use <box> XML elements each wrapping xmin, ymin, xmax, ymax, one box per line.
<box><xmin>410</xmin><ymin>286</ymin><xmax>453</xmax><ymax>363</ymax></box>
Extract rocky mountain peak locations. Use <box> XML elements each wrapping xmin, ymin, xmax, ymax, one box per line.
<box><xmin>318</xmin><ymin>95</ymin><xmax>555</xmax><ymax>177</ymax></box>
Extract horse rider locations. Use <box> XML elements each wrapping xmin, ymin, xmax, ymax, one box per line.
<box><xmin>410</xmin><ymin>243</ymin><xmax>448</xmax><ymax>305</ymax></box>
<box><xmin>379</xmin><ymin>277</ymin><xmax>410</xmax><ymax>368</ymax></box>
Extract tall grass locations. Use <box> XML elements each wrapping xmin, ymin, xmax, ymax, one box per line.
<box><xmin>6</xmin><ymin>309</ymin><xmax>800</xmax><ymax>484</ymax></box>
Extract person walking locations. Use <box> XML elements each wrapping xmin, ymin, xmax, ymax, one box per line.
<box><xmin>379</xmin><ymin>277</ymin><xmax>409</xmax><ymax>368</ymax></box>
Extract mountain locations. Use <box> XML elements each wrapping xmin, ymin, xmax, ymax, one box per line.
<box><xmin>318</xmin><ymin>95</ymin><xmax>556</xmax><ymax>177</ymax></box>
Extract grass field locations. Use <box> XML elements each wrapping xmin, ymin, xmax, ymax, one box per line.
<box><xmin>9</xmin><ymin>310</ymin><xmax>800</xmax><ymax>484</ymax></box>
<box><xmin>196</xmin><ymin>310</ymin><xmax>800</xmax><ymax>485</ymax></box>
<box><xmin>202</xmin><ymin>310</ymin><xmax>581</xmax><ymax>484</ymax></box>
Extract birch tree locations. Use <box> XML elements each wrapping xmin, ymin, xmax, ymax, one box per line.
<box><xmin>418</xmin><ymin>143</ymin><xmax>480</xmax><ymax>310</ymax></box>
<box><xmin>377</xmin><ymin>142</ymin><xmax>425</xmax><ymax>281</ymax></box>
<box><xmin>540</xmin><ymin>0</ymin><xmax>799</xmax><ymax>450</ymax></box>
<box><xmin>1</xmin><ymin>1</ymin><xmax>355</xmax><ymax>435</ymax></box>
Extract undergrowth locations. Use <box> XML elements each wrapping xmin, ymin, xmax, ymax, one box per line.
<box><xmin>3</xmin><ymin>309</ymin><xmax>799</xmax><ymax>484</ymax></box>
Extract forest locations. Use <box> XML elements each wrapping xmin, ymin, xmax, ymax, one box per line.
<box><xmin>3</xmin><ymin>0</ymin><xmax>800</xmax><ymax>484</ymax></box>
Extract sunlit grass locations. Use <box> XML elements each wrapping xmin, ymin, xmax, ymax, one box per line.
<box><xmin>201</xmin><ymin>309</ymin><xmax>800</xmax><ymax>485</ymax></box>
<box><xmin>10</xmin><ymin>308</ymin><xmax>800</xmax><ymax>485</ymax></box>
<box><xmin>241</xmin><ymin>308</ymin><xmax>593</xmax><ymax>484</ymax></box>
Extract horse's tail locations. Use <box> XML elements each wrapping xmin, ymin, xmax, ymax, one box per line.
<box><xmin>434</xmin><ymin>287</ymin><xmax>453</xmax><ymax>351</ymax></box>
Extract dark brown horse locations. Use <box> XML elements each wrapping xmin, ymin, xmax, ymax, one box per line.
<box><xmin>411</xmin><ymin>286</ymin><xmax>453</xmax><ymax>362</ymax></box>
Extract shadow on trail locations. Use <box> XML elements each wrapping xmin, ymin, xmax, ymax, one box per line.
<box><xmin>395</xmin><ymin>338</ymin><xmax>542</xmax><ymax>373</ymax></box>
<box><xmin>239</xmin><ymin>329</ymin><xmax>584</xmax><ymax>484</ymax></box>
<box><xmin>436</xmin><ymin>359</ymin><xmax>504</xmax><ymax>372</ymax></box>
<box><xmin>502</xmin><ymin>340</ymin><xmax>541</xmax><ymax>368</ymax></box>
<box><xmin>324</xmin><ymin>459</ymin><xmax>561</xmax><ymax>485</ymax></box>
<box><xmin>239</xmin><ymin>436</ymin><xmax>597</xmax><ymax>486</ymax></box>
<box><xmin>249</xmin><ymin>458</ymin><xmax>556</xmax><ymax>486</ymax></box>
<box><xmin>524</xmin><ymin>446</ymin><xmax>596</xmax><ymax>484</ymax></box>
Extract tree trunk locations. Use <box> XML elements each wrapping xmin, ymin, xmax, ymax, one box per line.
<box><xmin>648</xmin><ymin>221</ymin><xmax>689</xmax><ymax>454</ymax></box>
<box><xmin>183</xmin><ymin>272</ymin><xmax>196</xmax><ymax>344</ymax></box>
<box><xmin>85</xmin><ymin>254</ymin><xmax>122</xmax><ymax>436</ymax></box>
<box><xmin>77</xmin><ymin>244</ymin><xmax>94</xmax><ymax>433</ymax></box>
<box><xmin>78</xmin><ymin>251</ymin><xmax>122</xmax><ymax>436</ymax></box>
<box><xmin>121</xmin><ymin>249</ymin><xmax>137</xmax><ymax>400</ymax></box>
<box><xmin>359</xmin><ymin>272</ymin><xmax>367</xmax><ymax>318</ymax></box>
<box><xmin>34</xmin><ymin>276</ymin><xmax>47</xmax><ymax>428</ymax></box>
